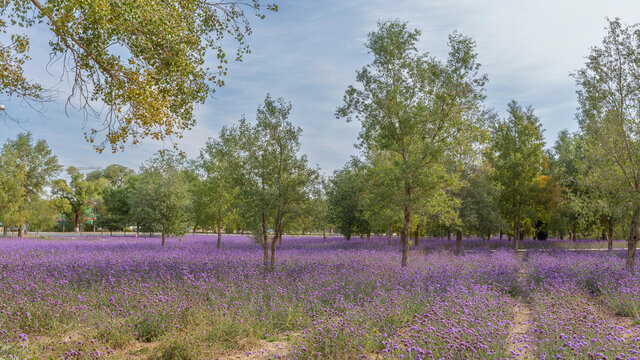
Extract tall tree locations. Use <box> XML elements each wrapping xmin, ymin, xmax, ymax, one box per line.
<box><xmin>129</xmin><ymin>151</ymin><xmax>190</xmax><ymax>246</ymax></box>
<box><xmin>0</xmin><ymin>147</ymin><xmax>26</xmax><ymax>236</ymax></box>
<box><xmin>1</xmin><ymin>132</ymin><xmax>61</xmax><ymax>236</ymax></box>
<box><xmin>52</xmin><ymin>167</ymin><xmax>105</xmax><ymax>232</ymax></box>
<box><xmin>226</xmin><ymin>94</ymin><xmax>318</xmax><ymax>267</ymax></box>
<box><xmin>337</xmin><ymin>20</ymin><xmax>488</xmax><ymax>266</ymax></box>
<box><xmin>1</xmin><ymin>0</ymin><xmax>277</xmax><ymax>152</ymax></box>
<box><xmin>487</xmin><ymin>101</ymin><xmax>545</xmax><ymax>250</ymax></box>
<box><xmin>574</xmin><ymin>18</ymin><xmax>640</xmax><ymax>268</ymax></box>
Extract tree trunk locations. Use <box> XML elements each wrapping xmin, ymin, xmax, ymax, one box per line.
<box><xmin>571</xmin><ymin>225</ymin><xmax>577</xmax><ymax>242</ymax></box>
<box><xmin>271</xmin><ymin>215</ymin><xmax>281</xmax><ymax>269</ymax></box>
<box><xmin>136</xmin><ymin>222</ymin><xmax>139</xmax><ymax>236</ymax></box>
<box><xmin>323</xmin><ymin>229</ymin><xmax>326</xmax><ymax>240</ymax></box>
<box><xmin>608</xmin><ymin>216</ymin><xmax>614</xmax><ymax>252</ymax></box>
<box><xmin>401</xmin><ymin>184</ymin><xmax>411</xmax><ymax>267</ymax></box>
<box><xmin>455</xmin><ymin>229</ymin><xmax>462</xmax><ymax>255</ymax></box>
<box><xmin>217</xmin><ymin>213</ymin><xmax>222</xmax><ymax>250</ymax></box>
<box><xmin>161</xmin><ymin>225</ymin><xmax>166</xmax><ymax>247</ymax></box>
<box><xmin>17</xmin><ymin>225</ymin><xmax>22</xmax><ymax>238</ymax></box>
<box><xmin>447</xmin><ymin>232</ymin><xmax>451</xmax><ymax>240</ymax></box>
<box><xmin>192</xmin><ymin>224</ymin><xmax>197</xmax><ymax>235</ymax></box>
<box><xmin>414</xmin><ymin>224</ymin><xmax>420</xmax><ymax>247</ymax></box>
<box><xmin>3</xmin><ymin>226</ymin><xmax>7</xmax><ymax>236</ymax></box>
<box><xmin>388</xmin><ymin>222</ymin><xmax>393</xmax><ymax>246</ymax></box>
<box><xmin>626</xmin><ymin>206</ymin><xmax>640</xmax><ymax>270</ymax></box>
<box><xmin>74</xmin><ymin>210</ymin><xmax>81</xmax><ymax>233</ymax></box>
<box><xmin>513</xmin><ymin>216</ymin><xmax>520</xmax><ymax>252</ymax></box>
<box><xmin>262</xmin><ymin>213</ymin><xmax>268</xmax><ymax>267</ymax></box>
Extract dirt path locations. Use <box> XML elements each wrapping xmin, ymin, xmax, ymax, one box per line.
<box><xmin>216</xmin><ymin>333</ymin><xmax>299</xmax><ymax>360</ymax></box>
<box><xmin>506</xmin><ymin>302</ymin><xmax>534</xmax><ymax>359</ymax></box>
<box><xmin>506</xmin><ymin>253</ymin><xmax>535</xmax><ymax>359</ymax></box>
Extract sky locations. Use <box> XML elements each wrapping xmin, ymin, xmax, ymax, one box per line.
<box><xmin>2</xmin><ymin>0</ymin><xmax>640</xmax><ymax>175</ymax></box>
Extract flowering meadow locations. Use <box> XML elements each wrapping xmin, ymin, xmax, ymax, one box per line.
<box><xmin>0</xmin><ymin>236</ymin><xmax>639</xmax><ymax>360</ymax></box>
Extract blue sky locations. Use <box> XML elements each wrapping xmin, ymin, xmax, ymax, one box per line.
<box><xmin>2</xmin><ymin>0</ymin><xmax>640</xmax><ymax>174</ymax></box>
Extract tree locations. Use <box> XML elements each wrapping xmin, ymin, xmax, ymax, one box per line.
<box><xmin>487</xmin><ymin>101</ymin><xmax>545</xmax><ymax>251</ymax></box>
<box><xmin>326</xmin><ymin>159</ymin><xmax>371</xmax><ymax>241</ymax></box>
<box><xmin>129</xmin><ymin>151</ymin><xmax>190</xmax><ymax>246</ymax></box>
<box><xmin>337</xmin><ymin>20</ymin><xmax>488</xmax><ymax>266</ymax></box>
<box><xmin>27</xmin><ymin>198</ymin><xmax>58</xmax><ymax>235</ymax></box>
<box><xmin>1</xmin><ymin>132</ymin><xmax>61</xmax><ymax>236</ymax></box>
<box><xmin>86</xmin><ymin>164</ymin><xmax>134</xmax><ymax>188</ymax></box>
<box><xmin>226</xmin><ymin>94</ymin><xmax>318</xmax><ymax>267</ymax></box>
<box><xmin>52</xmin><ymin>167</ymin><xmax>105</xmax><ymax>232</ymax></box>
<box><xmin>198</xmin><ymin>136</ymin><xmax>239</xmax><ymax>249</ymax></box>
<box><xmin>458</xmin><ymin>163</ymin><xmax>505</xmax><ymax>240</ymax></box>
<box><xmin>574</xmin><ymin>18</ymin><xmax>640</xmax><ymax>268</ymax></box>
<box><xmin>0</xmin><ymin>148</ymin><xmax>26</xmax><ymax>236</ymax></box>
<box><xmin>1</xmin><ymin>0</ymin><xmax>277</xmax><ymax>152</ymax></box>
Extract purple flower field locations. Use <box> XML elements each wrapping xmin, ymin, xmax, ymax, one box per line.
<box><xmin>0</xmin><ymin>235</ymin><xmax>638</xmax><ymax>359</ymax></box>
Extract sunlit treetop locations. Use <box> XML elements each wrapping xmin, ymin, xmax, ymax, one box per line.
<box><xmin>0</xmin><ymin>0</ymin><xmax>277</xmax><ymax>153</ymax></box>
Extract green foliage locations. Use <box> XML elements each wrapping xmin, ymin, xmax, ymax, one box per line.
<box><xmin>221</xmin><ymin>94</ymin><xmax>319</xmax><ymax>264</ymax></box>
<box><xmin>487</xmin><ymin>101</ymin><xmax>545</xmax><ymax>246</ymax></box>
<box><xmin>51</xmin><ymin>167</ymin><xmax>105</xmax><ymax>232</ymax></box>
<box><xmin>129</xmin><ymin>151</ymin><xmax>190</xmax><ymax>243</ymax></box>
<box><xmin>574</xmin><ymin>17</ymin><xmax>640</xmax><ymax>267</ymax></box>
<box><xmin>337</xmin><ymin>20</ymin><xmax>488</xmax><ymax>264</ymax></box>
<box><xmin>0</xmin><ymin>132</ymin><xmax>61</xmax><ymax>235</ymax></box>
<box><xmin>327</xmin><ymin>159</ymin><xmax>371</xmax><ymax>240</ymax></box>
<box><xmin>1</xmin><ymin>0</ymin><xmax>277</xmax><ymax>152</ymax></box>
<box><xmin>458</xmin><ymin>164</ymin><xmax>506</xmax><ymax>238</ymax></box>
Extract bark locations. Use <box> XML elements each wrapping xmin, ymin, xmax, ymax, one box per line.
<box><xmin>414</xmin><ymin>224</ymin><xmax>420</xmax><ymax>247</ymax></box>
<box><xmin>3</xmin><ymin>226</ymin><xmax>7</xmax><ymax>236</ymax></box>
<box><xmin>323</xmin><ymin>229</ymin><xmax>326</xmax><ymax>240</ymax></box>
<box><xmin>608</xmin><ymin>217</ymin><xmax>614</xmax><ymax>252</ymax></box>
<box><xmin>626</xmin><ymin>206</ymin><xmax>640</xmax><ymax>270</ymax></box>
<box><xmin>192</xmin><ymin>225</ymin><xmax>197</xmax><ymax>235</ymax></box>
<box><xmin>571</xmin><ymin>225</ymin><xmax>577</xmax><ymax>242</ymax></box>
<box><xmin>456</xmin><ymin>229</ymin><xmax>463</xmax><ymax>255</ymax></box>
<box><xmin>217</xmin><ymin>213</ymin><xmax>222</xmax><ymax>250</ymax></box>
<box><xmin>161</xmin><ymin>224</ymin><xmax>166</xmax><ymax>247</ymax></box>
<box><xmin>500</xmin><ymin>229</ymin><xmax>503</xmax><ymax>241</ymax></box>
<box><xmin>388</xmin><ymin>222</ymin><xmax>393</xmax><ymax>246</ymax></box>
<box><xmin>74</xmin><ymin>209</ymin><xmax>81</xmax><ymax>233</ymax></box>
<box><xmin>401</xmin><ymin>184</ymin><xmax>411</xmax><ymax>267</ymax></box>
<box><xmin>262</xmin><ymin>213</ymin><xmax>268</xmax><ymax>267</ymax></box>
<box><xmin>513</xmin><ymin>216</ymin><xmax>520</xmax><ymax>252</ymax></box>
<box><xmin>136</xmin><ymin>222</ymin><xmax>139</xmax><ymax>236</ymax></box>
<box><xmin>17</xmin><ymin>225</ymin><xmax>22</xmax><ymax>238</ymax></box>
<box><xmin>447</xmin><ymin>232</ymin><xmax>451</xmax><ymax>241</ymax></box>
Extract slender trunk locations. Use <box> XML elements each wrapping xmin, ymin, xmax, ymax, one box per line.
<box><xmin>192</xmin><ymin>224</ymin><xmax>197</xmax><ymax>235</ymax></box>
<box><xmin>323</xmin><ymin>229</ymin><xmax>326</xmax><ymax>240</ymax></box>
<box><xmin>271</xmin><ymin>214</ymin><xmax>281</xmax><ymax>269</ymax></box>
<box><xmin>414</xmin><ymin>224</ymin><xmax>419</xmax><ymax>247</ymax></box>
<box><xmin>2</xmin><ymin>226</ymin><xmax>7</xmax><ymax>236</ymax></box>
<box><xmin>161</xmin><ymin>224</ymin><xmax>166</xmax><ymax>247</ymax></box>
<box><xmin>388</xmin><ymin>222</ymin><xmax>393</xmax><ymax>246</ymax></box>
<box><xmin>513</xmin><ymin>216</ymin><xmax>520</xmax><ymax>252</ymax></box>
<box><xmin>500</xmin><ymin>229</ymin><xmax>503</xmax><ymax>241</ymax></box>
<box><xmin>401</xmin><ymin>184</ymin><xmax>411</xmax><ymax>267</ymax></box>
<box><xmin>456</xmin><ymin>229</ymin><xmax>462</xmax><ymax>255</ymax></box>
<box><xmin>571</xmin><ymin>225</ymin><xmax>577</xmax><ymax>242</ymax></box>
<box><xmin>136</xmin><ymin>222</ymin><xmax>139</xmax><ymax>236</ymax></box>
<box><xmin>17</xmin><ymin>225</ymin><xmax>22</xmax><ymax>238</ymax></box>
<box><xmin>262</xmin><ymin>213</ymin><xmax>268</xmax><ymax>267</ymax></box>
<box><xmin>74</xmin><ymin>209</ymin><xmax>81</xmax><ymax>233</ymax></box>
<box><xmin>447</xmin><ymin>232</ymin><xmax>451</xmax><ymax>241</ymax></box>
<box><xmin>626</xmin><ymin>206</ymin><xmax>640</xmax><ymax>270</ymax></box>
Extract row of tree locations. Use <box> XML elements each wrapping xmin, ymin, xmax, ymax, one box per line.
<box><xmin>2</xmin><ymin>18</ymin><xmax>640</xmax><ymax>269</ymax></box>
<box><xmin>326</xmin><ymin>18</ymin><xmax>640</xmax><ymax>269</ymax></box>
